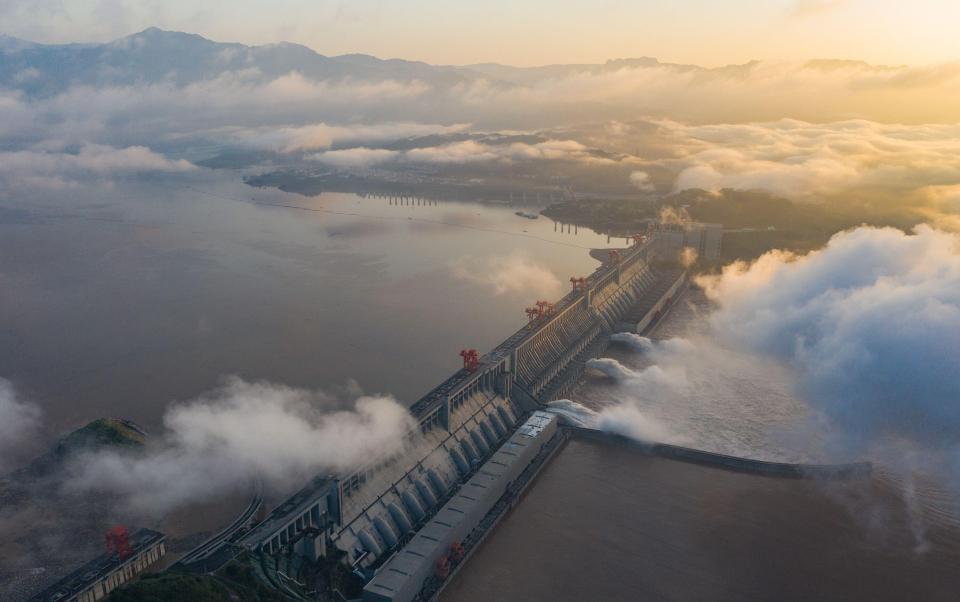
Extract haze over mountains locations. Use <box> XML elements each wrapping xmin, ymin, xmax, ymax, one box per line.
<box><xmin>2</xmin><ymin>27</ymin><xmax>960</xmax><ymax>223</ymax></box>
<box><xmin>0</xmin><ymin>27</ymin><xmax>948</xmax><ymax>121</ymax></box>
<box><xmin>0</xmin><ymin>28</ymin><xmax>481</xmax><ymax>97</ymax></box>
<box><xmin>0</xmin><ymin>28</ymin><xmax>737</xmax><ymax>93</ymax></box>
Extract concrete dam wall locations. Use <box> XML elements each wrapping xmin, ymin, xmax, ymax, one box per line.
<box><xmin>332</xmin><ymin>239</ymin><xmax>674</xmax><ymax>571</ymax></box>
<box><xmin>213</xmin><ymin>236</ymin><xmax>692</xmax><ymax>600</ymax></box>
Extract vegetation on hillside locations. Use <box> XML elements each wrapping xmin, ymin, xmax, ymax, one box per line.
<box><xmin>107</xmin><ymin>558</ymin><xmax>291</xmax><ymax>602</ymax></box>
<box><xmin>107</xmin><ymin>572</ymin><xmax>232</xmax><ymax>602</ymax></box>
<box><xmin>55</xmin><ymin>418</ymin><xmax>145</xmax><ymax>458</ymax></box>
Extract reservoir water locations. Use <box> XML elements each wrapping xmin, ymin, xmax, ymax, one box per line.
<box><xmin>0</xmin><ymin>171</ymin><xmax>617</xmax><ymax>452</ymax></box>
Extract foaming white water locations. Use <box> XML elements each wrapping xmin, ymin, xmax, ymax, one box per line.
<box><xmin>610</xmin><ymin>332</ymin><xmax>655</xmax><ymax>353</ymax></box>
<box><xmin>610</xmin><ymin>332</ymin><xmax>695</xmax><ymax>356</ymax></box>
<box><xmin>585</xmin><ymin>357</ymin><xmax>643</xmax><ymax>381</ymax></box>
<box><xmin>595</xmin><ymin>404</ymin><xmax>688</xmax><ymax>445</ymax></box>
<box><xmin>545</xmin><ymin>399</ymin><xmax>599</xmax><ymax>428</ymax></box>
<box><xmin>545</xmin><ymin>399</ymin><xmax>686</xmax><ymax>445</ymax></box>
<box><xmin>577</xmin><ymin>295</ymin><xmax>821</xmax><ymax>463</ymax></box>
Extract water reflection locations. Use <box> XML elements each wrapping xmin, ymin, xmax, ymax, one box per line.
<box><xmin>0</xmin><ymin>171</ymin><xmax>614</xmax><ymax>442</ymax></box>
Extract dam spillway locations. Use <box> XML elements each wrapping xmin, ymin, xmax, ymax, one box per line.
<box><xmin>184</xmin><ymin>235</ymin><xmax>687</xmax><ymax>600</ymax></box>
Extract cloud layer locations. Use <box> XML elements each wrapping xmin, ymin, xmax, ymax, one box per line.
<box><xmin>675</xmin><ymin>120</ymin><xmax>960</xmax><ymax>197</ymax></box>
<box><xmin>0</xmin><ymin>144</ymin><xmax>196</xmax><ymax>192</ymax></box>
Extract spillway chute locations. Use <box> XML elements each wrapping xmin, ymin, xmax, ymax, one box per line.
<box><xmin>401</xmin><ymin>489</ymin><xmax>426</xmax><ymax>521</ymax></box>
<box><xmin>387</xmin><ymin>502</ymin><xmax>413</xmax><ymax>534</ymax></box>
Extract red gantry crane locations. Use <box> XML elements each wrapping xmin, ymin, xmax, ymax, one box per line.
<box><xmin>105</xmin><ymin>525</ymin><xmax>133</xmax><ymax>560</ymax></box>
<box><xmin>525</xmin><ymin>300</ymin><xmax>556</xmax><ymax>326</ymax></box>
<box><xmin>459</xmin><ymin>349</ymin><xmax>479</xmax><ymax>372</ymax></box>
<box><xmin>570</xmin><ymin>276</ymin><xmax>587</xmax><ymax>293</ymax></box>
<box><xmin>535</xmin><ymin>300</ymin><xmax>555</xmax><ymax>316</ymax></box>
<box><xmin>525</xmin><ymin>307</ymin><xmax>541</xmax><ymax>323</ymax></box>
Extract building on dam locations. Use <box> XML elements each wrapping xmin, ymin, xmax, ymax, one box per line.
<box><xmin>653</xmin><ymin>220</ymin><xmax>723</xmax><ymax>261</ymax></box>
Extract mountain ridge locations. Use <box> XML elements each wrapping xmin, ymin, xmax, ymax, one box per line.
<box><xmin>0</xmin><ymin>27</ymin><xmax>905</xmax><ymax>100</ymax></box>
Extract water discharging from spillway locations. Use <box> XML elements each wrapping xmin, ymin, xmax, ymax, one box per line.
<box><xmin>444</xmin><ymin>288</ymin><xmax>960</xmax><ymax>602</ymax></box>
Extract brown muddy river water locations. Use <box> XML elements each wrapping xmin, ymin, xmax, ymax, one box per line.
<box><xmin>443</xmin><ymin>438</ymin><xmax>960</xmax><ymax>602</ymax></box>
<box><xmin>444</xmin><ymin>290</ymin><xmax>960</xmax><ymax>601</ymax></box>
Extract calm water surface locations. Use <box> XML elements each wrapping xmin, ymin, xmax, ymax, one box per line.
<box><xmin>0</xmin><ymin>170</ymin><xmax>618</xmax><ymax>451</ymax></box>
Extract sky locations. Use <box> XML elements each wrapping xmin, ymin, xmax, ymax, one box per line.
<box><xmin>2</xmin><ymin>0</ymin><xmax>959</xmax><ymax>66</ymax></box>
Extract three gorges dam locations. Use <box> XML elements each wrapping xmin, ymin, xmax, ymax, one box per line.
<box><xmin>171</xmin><ymin>226</ymin><xmax>868</xmax><ymax>602</ymax></box>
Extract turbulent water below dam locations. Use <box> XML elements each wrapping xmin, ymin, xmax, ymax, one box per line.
<box><xmin>443</xmin><ymin>290</ymin><xmax>960</xmax><ymax>601</ymax></box>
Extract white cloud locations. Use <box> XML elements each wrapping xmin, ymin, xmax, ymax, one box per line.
<box><xmin>63</xmin><ymin>377</ymin><xmax>416</xmax><ymax>514</ymax></box>
<box><xmin>403</xmin><ymin>138</ymin><xmax>611</xmax><ymax>166</ymax></box>
<box><xmin>406</xmin><ymin>140</ymin><xmax>501</xmax><ymax>164</ymax></box>
<box><xmin>450</xmin><ymin>251</ymin><xmax>562</xmax><ymax>298</ymax></box>
<box><xmin>309</xmin><ymin>147</ymin><xmax>400</xmax><ymax>167</ymax></box>
<box><xmin>0</xmin><ymin>144</ymin><xmax>196</xmax><ymax>192</ymax></box>
<box><xmin>0</xmin><ymin>74</ymin><xmax>435</xmax><ymax>149</ymax></box>
<box><xmin>698</xmin><ymin>225</ymin><xmax>960</xmax><ymax>453</ymax></box>
<box><xmin>235</xmin><ymin>121</ymin><xmax>472</xmax><ymax>154</ymax></box>
<box><xmin>627</xmin><ymin>119</ymin><xmax>960</xmax><ymax>201</ymax></box>
<box><xmin>629</xmin><ymin>170</ymin><xmax>655</xmax><ymax>192</ymax></box>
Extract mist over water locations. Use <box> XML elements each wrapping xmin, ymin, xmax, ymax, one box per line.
<box><xmin>573</xmin><ymin>291</ymin><xmax>819</xmax><ymax>463</ymax></box>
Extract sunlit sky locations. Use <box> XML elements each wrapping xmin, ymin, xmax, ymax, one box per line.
<box><xmin>3</xmin><ymin>0</ymin><xmax>959</xmax><ymax>66</ymax></box>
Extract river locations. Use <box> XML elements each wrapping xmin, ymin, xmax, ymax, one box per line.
<box><xmin>442</xmin><ymin>288</ymin><xmax>960</xmax><ymax>601</ymax></box>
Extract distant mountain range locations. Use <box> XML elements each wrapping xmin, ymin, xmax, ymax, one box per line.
<box><xmin>0</xmin><ymin>27</ymin><xmax>482</xmax><ymax>96</ymax></box>
<box><xmin>0</xmin><ymin>27</ymin><xmax>760</xmax><ymax>98</ymax></box>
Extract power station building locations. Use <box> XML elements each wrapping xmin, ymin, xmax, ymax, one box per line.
<box><xmin>655</xmin><ymin>221</ymin><xmax>723</xmax><ymax>261</ymax></box>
